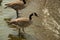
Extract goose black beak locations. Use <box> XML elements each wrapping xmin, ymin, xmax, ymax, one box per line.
<box><xmin>34</xmin><ymin>12</ymin><xmax>39</xmax><ymax>17</ymax></box>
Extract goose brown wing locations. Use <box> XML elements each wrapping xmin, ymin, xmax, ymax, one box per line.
<box><xmin>16</xmin><ymin>19</ymin><xmax>31</xmax><ymax>27</ymax></box>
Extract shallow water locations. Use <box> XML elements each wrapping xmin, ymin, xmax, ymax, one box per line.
<box><xmin>0</xmin><ymin>0</ymin><xmax>17</xmax><ymax>40</ymax></box>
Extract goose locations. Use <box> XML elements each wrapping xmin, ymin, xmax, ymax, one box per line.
<box><xmin>0</xmin><ymin>0</ymin><xmax>2</xmax><ymax>6</ymax></box>
<box><xmin>9</xmin><ymin>12</ymin><xmax>38</xmax><ymax>37</ymax></box>
<box><xmin>5</xmin><ymin>0</ymin><xmax>26</xmax><ymax>18</ymax></box>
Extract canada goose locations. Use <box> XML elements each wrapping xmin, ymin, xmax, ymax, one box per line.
<box><xmin>9</xmin><ymin>12</ymin><xmax>38</xmax><ymax>37</ymax></box>
<box><xmin>5</xmin><ymin>0</ymin><xmax>26</xmax><ymax>18</ymax></box>
<box><xmin>0</xmin><ymin>0</ymin><xmax>2</xmax><ymax>6</ymax></box>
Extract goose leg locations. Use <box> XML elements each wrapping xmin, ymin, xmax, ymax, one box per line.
<box><xmin>21</xmin><ymin>28</ymin><xmax>26</xmax><ymax>39</ymax></box>
<box><xmin>0</xmin><ymin>2</ymin><xmax>2</xmax><ymax>6</ymax></box>
<box><xmin>16</xmin><ymin>10</ymin><xmax>19</xmax><ymax>18</ymax></box>
<box><xmin>0</xmin><ymin>3</ymin><xmax>1</xmax><ymax>6</ymax></box>
<box><xmin>18</xmin><ymin>28</ymin><xmax>21</xmax><ymax>37</ymax></box>
<box><xmin>22</xmin><ymin>27</ymin><xmax>25</xmax><ymax>33</ymax></box>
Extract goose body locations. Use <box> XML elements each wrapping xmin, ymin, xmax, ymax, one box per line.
<box><xmin>5</xmin><ymin>1</ymin><xmax>25</xmax><ymax>10</ymax></box>
<box><xmin>5</xmin><ymin>0</ymin><xmax>26</xmax><ymax>18</ymax></box>
<box><xmin>9</xmin><ymin>12</ymin><xmax>38</xmax><ymax>37</ymax></box>
<box><xmin>10</xmin><ymin>18</ymin><xmax>32</xmax><ymax>28</ymax></box>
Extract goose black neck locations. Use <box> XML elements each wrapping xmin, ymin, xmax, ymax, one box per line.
<box><xmin>29</xmin><ymin>13</ymin><xmax>33</xmax><ymax>20</ymax></box>
<box><xmin>23</xmin><ymin>0</ymin><xmax>26</xmax><ymax>4</ymax></box>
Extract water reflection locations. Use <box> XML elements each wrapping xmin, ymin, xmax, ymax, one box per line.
<box><xmin>8</xmin><ymin>34</ymin><xmax>25</xmax><ymax>40</ymax></box>
<box><xmin>8</xmin><ymin>33</ymin><xmax>38</xmax><ymax>40</ymax></box>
